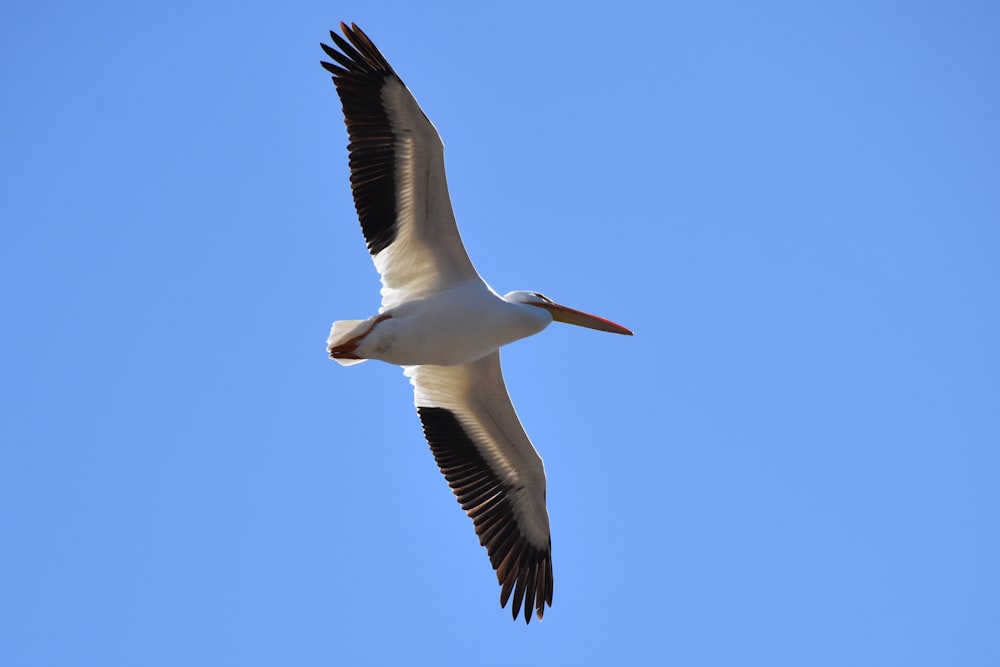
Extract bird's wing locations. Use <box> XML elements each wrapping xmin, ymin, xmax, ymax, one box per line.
<box><xmin>404</xmin><ymin>352</ymin><xmax>554</xmax><ymax>623</ymax></box>
<box><xmin>321</xmin><ymin>23</ymin><xmax>482</xmax><ymax>311</ymax></box>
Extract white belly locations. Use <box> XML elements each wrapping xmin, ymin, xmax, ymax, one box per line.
<box><xmin>355</xmin><ymin>282</ymin><xmax>551</xmax><ymax>366</ymax></box>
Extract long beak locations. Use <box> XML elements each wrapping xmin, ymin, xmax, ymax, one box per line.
<box><xmin>540</xmin><ymin>301</ymin><xmax>633</xmax><ymax>336</ymax></box>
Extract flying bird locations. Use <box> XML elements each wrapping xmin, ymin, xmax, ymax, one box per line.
<box><xmin>320</xmin><ymin>23</ymin><xmax>632</xmax><ymax>623</ymax></box>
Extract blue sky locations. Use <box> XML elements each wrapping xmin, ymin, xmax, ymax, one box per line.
<box><xmin>2</xmin><ymin>1</ymin><xmax>998</xmax><ymax>665</ymax></box>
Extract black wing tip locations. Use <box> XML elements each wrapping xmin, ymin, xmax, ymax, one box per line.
<box><xmin>338</xmin><ymin>21</ymin><xmax>364</xmax><ymax>42</ymax></box>
<box><xmin>319</xmin><ymin>21</ymin><xmax>396</xmax><ymax>80</ymax></box>
<box><xmin>499</xmin><ymin>548</ymin><xmax>554</xmax><ymax>624</ymax></box>
<box><xmin>417</xmin><ymin>406</ymin><xmax>555</xmax><ymax>625</ymax></box>
<box><xmin>319</xmin><ymin>21</ymin><xmax>401</xmax><ymax>258</ymax></box>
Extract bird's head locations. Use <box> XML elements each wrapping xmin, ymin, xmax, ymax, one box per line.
<box><xmin>504</xmin><ymin>291</ymin><xmax>633</xmax><ymax>335</ymax></box>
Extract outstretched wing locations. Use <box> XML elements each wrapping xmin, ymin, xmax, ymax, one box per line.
<box><xmin>405</xmin><ymin>353</ymin><xmax>554</xmax><ymax>623</ymax></box>
<box><xmin>321</xmin><ymin>23</ymin><xmax>483</xmax><ymax>311</ymax></box>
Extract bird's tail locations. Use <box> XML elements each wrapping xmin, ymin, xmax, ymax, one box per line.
<box><xmin>327</xmin><ymin>319</ymin><xmax>370</xmax><ymax>366</ymax></box>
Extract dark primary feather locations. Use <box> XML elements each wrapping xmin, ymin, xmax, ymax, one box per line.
<box><xmin>418</xmin><ymin>407</ymin><xmax>554</xmax><ymax>623</ymax></box>
<box><xmin>320</xmin><ymin>23</ymin><xmax>400</xmax><ymax>256</ymax></box>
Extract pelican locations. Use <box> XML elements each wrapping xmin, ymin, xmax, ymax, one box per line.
<box><xmin>320</xmin><ymin>23</ymin><xmax>632</xmax><ymax>623</ymax></box>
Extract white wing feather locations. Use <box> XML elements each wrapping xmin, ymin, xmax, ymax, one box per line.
<box><xmin>374</xmin><ymin>78</ymin><xmax>482</xmax><ymax>311</ymax></box>
<box><xmin>404</xmin><ymin>353</ymin><xmax>551</xmax><ymax>549</ymax></box>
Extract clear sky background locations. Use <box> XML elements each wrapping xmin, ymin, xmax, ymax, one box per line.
<box><xmin>2</xmin><ymin>1</ymin><xmax>998</xmax><ymax>665</ymax></box>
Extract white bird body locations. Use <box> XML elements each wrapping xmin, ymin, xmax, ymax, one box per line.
<box><xmin>320</xmin><ymin>23</ymin><xmax>631</xmax><ymax>623</ymax></box>
<box><xmin>329</xmin><ymin>283</ymin><xmax>553</xmax><ymax>367</ymax></box>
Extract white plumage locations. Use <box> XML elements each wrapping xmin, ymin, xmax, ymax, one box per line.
<box><xmin>321</xmin><ymin>23</ymin><xmax>631</xmax><ymax>622</ymax></box>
